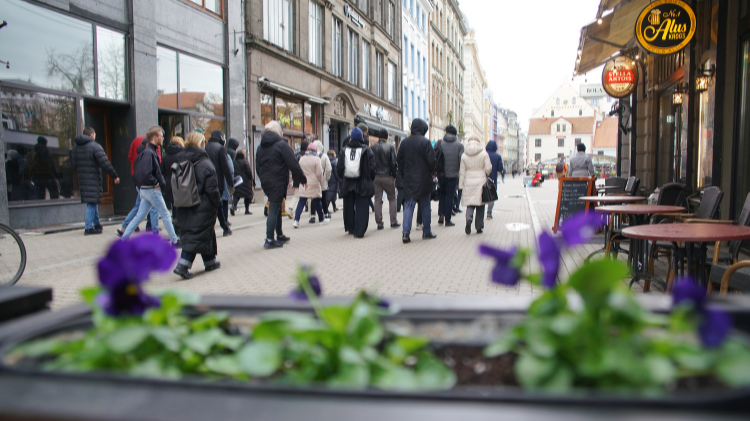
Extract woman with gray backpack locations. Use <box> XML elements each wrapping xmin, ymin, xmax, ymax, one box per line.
<box><xmin>172</xmin><ymin>131</ymin><xmax>223</xmax><ymax>280</ymax></box>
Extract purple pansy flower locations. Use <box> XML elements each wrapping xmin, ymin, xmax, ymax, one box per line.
<box><xmin>538</xmin><ymin>231</ymin><xmax>561</xmax><ymax>288</ymax></box>
<box><xmin>96</xmin><ymin>282</ymin><xmax>161</xmax><ymax>316</ymax></box>
<box><xmin>672</xmin><ymin>278</ymin><xmax>732</xmax><ymax>348</ymax></box>
<box><xmin>289</xmin><ymin>270</ymin><xmax>323</xmax><ymax>301</ymax></box>
<box><xmin>479</xmin><ymin>245</ymin><xmax>521</xmax><ymax>286</ymax></box>
<box><xmin>560</xmin><ymin>212</ymin><xmax>605</xmax><ymax>247</ymax></box>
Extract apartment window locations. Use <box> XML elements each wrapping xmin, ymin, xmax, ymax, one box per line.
<box><xmin>422</xmin><ymin>57</ymin><xmax>426</xmax><ymax>82</ymax></box>
<box><xmin>598</xmin><ymin>151</ymin><xmax>604</xmax><ymax>155</ymax></box>
<box><xmin>575</xmin><ymin>138</ymin><xmax>582</xmax><ymax>145</ymax></box>
<box><xmin>187</xmin><ymin>0</ymin><xmax>222</xmax><ymax>16</ymax></box>
<box><xmin>387</xmin><ymin>61</ymin><xmax>396</xmax><ymax>104</ymax></box>
<box><xmin>579</xmin><ymin>109</ymin><xmax>583</xmax><ymax>116</ymax></box>
<box><xmin>417</xmin><ymin>5</ymin><xmax>420</xmax><ymax>21</ymax></box>
<box><xmin>308</xmin><ymin>1</ymin><xmax>323</xmax><ymax>66</ymax></box>
<box><xmin>535</xmin><ymin>153</ymin><xmax>542</xmax><ymax>162</ymax></box>
<box><xmin>572</xmin><ymin>97</ymin><xmax>576</xmax><ymax>105</ymax></box>
<box><xmin>422</xmin><ymin>98</ymin><xmax>426</xmax><ymax>119</ymax></box>
<box><xmin>562</xmin><ymin>124</ymin><xmax>567</xmax><ymax>131</ymax></box>
<box><xmin>411</xmin><ymin>91</ymin><xmax>414</xmax><ymax>120</ymax></box>
<box><xmin>376</xmin><ymin>52</ymin><xmax>383</xmax><ymax>97</ymax></box>
<box><xmin>422</xmin><ymin>12</ymin><xmax>425</xmax><ymax>33</ymax></box>
<box><xmin>404</xmin><ymin>36</ymin><xmax>408</xmax><ymax>68</ymax></box>
<box><xmin>592</xmin><ymin>97</ymin><xmax>599</xmax><ymax>105</ymax></box>
<box><xmin>551</xmin><ymin>110</ymin><xmax>554</xmax><ymax>117</ymax></box>
<box><xmin>263</xmin><ymin>0</ymin><xmax>293</xmax><ymax>52</ymax></box>
<box><xmin>332</xmin><ymin>18</ymin><xmax>343</xmax><ymax>77</ymax></box>
<box><xmin>558</xmin><ymin>153</ymin><xmax>565</xmax><ymax>159</ymax></box>
<box><xmin>556</xmin><ymin>97</ymin><xmax>560</xmax><ymax>105</ymax></box>
<box><xmin>362</xmin><ymin>41</ymin><xmax>370</xmax><ymax>90</ymax></box>
<box><xmin>404</xmin><ymin>86</ymin><xmax>409</xmax><ymax>116</ymax></box>
<box><xmin>556</xmin><ymin>124</ymin><xmax>560</xmax><ymax>132</ymax></box>
<box><xmin>558</xmin><ymin>138</ymin><xmax>564</xmax><ymax>147</ymax></box>
<box><xmin>411</xmin><ymin>44</ymin><xmax>415</xmax><ymax>71</ymax></box>
<box><xmin>417</xmin><ymin>51</ymin><xmax>421</xmax><ymax>81</ymax></box>
<box><xmin>387</xmin><ymin>2</ymin><xmax>394</xmax><ymax>36</ymax></box>
<box><xmin>535</xmin><ymin>138</ymin><xmax>542</xmax><ymax>147</ymax></box>
<box><xmin>348</xmin><ymin>29</ymin><xmax>358</xmax><ymax>85</ymax></box>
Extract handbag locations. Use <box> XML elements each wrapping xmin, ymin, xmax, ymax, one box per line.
<box><xmin>482</xmin><ymin>177</ymin><xmax>499</xmax><ymax>203</ymax></box>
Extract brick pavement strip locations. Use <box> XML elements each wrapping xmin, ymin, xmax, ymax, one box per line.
<box><xmin>15</xmin><ymin>176</ymin><xmax>656</xmax><ymax>310</ymax></box>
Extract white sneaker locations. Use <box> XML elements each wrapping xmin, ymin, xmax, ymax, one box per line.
<box><xmin>322</xmin><ymin>218</ymin><xmax>331</xmax><ymax>224</ymax></box>
<box><xmin>293</xmin><ymin>220</ymin><xmax>299</xmax><ymax>228</ymax></box>
<box><xmin>416</xmin><ymin>223</ymin><xmax>422</xmax><ymax>231</ymax></box>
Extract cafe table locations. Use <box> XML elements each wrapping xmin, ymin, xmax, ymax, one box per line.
<box><xmin>622</xmin><ymin>223</ymin><xmax>750</xmax><ymax>290</ymax></box>
<box><xmin>577</xmin><ymin>197</ymin><xmax>648</xmax><ymax>261</ymax></box>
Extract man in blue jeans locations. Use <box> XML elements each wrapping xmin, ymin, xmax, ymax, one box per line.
<box><xmin>120</xmin><ymin>126</ymin><xmax>179</xmax><ymax>246</ymax></box>
<box><xmin>397</xmin><ymin>118</ymin><xmax>437</xmax><ymax>243</ymax></box>
<box><xmin>71</xmin><ymin>127</ymin><xmax>120</xmax><ymax>235</ymax></box>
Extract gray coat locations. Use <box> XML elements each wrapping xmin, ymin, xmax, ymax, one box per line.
<box><xmin>438</xmin><ymin>133</ymin><xmax>464</xmax><ymax>179</ymax></box>
<box><xmin>70</xmin><ymin>135</ymin><xmax>118</xmax><ymax>204</ymax></box>
<box><xmin>568</xmin><ymin>151</ymin><xmax>594</xmax><ymax>177</ymax></box>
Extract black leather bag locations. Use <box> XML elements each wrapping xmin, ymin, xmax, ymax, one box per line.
<box><xmin>171</xmin><ymin>160</ymin><xmax>201</xmax><ymax>208</ymax></box>
<box><xmin>482</xmin><ymin>177</ymin><xmax>499</xmax><ymax>203</ymax></box>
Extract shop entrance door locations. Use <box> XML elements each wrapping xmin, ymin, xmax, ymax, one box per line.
<box><xmin>657</xmin><ymin>87</ymin><xmax>683</xmax><ymax>187</ymax></box>
<box><xmin>159</xmin><ymin>113</ymin><xmax>188</xmax><ymax>141</ymax></box>
<box><xmin>84</xmin><ymin>106</ymin><xmax>113</xmax><ymax>205</ymax></box>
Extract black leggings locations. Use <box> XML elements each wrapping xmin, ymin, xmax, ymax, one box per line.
<box><xmin>233</xmin><ymin>197</ymin><xmax>251</xmax><ymax>212</ymax></box>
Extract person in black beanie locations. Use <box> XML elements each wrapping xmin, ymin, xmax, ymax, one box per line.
<box><xmin>204</xmin><ymin>129</ymin><xmax>234</xmax><ymax>236</ymax></box>
<box><xmin>337</xmin><ymin>127</ymin><xmax>375</xmax><ymax>238</ymax></box>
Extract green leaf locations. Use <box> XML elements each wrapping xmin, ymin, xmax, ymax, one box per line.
<box><xmin>567</xmin><ymin>259</ymin><xmax>630</xmax><ymax>307</ymax></box>
<box><xmin>13</xmin><ymin>338</ymin><xmax>60</xmax><ymax>357</ymax></box>
<box><xmin>252</xmin><ymin>320</ymin><xmax>288</xmax><ymax>342</ymax></box>
<box><xmin>339</xmin><ymin>346</ymin><xmax>366</xmax><ymax>366</ymax></box>
<box><xmin>183</xmin><ymin>328</ymin><xmax>223</xmax><ymax>355</ymax></box>
<box><xmin>351</xmin><ymin>316</ymin><xmax>384</xmax><ymax>347</ymax></box>
<box><xmin>107</xmin><ymin>326</ymin><xmax>150</xmax><ymax>353</ymax></box>
<box><xmin>542</xmin><ymin>364</ymin><xmax>574</xmax><ymax>392</ymax></box>
<box><xmin>673</xmin><ymin>348</ymin><xmax>715</xmax><ymax>371</ymax></box>
<box><xmin>645</xmin><ymin>355</ymin><xmax>676</xmax><ymax>385</ymax></box>
<box><xmin>206</xmin><ymin>355</ymin><xmax>243</xmax><ymax>376</ymax></box>
<box><xmin>550</xmin><ymin>314</ymin><xmax>579</xmax><ymax>335</ymax></box>
<box><xmin>716</xmin><ymin>343</ymin><xmax>750</xmax><ymax>386</ymax></box>
<box><xmin>238</xmin><ymin>341</ymin><xmax>282</xmax><ymax>377</ymax></box>
<box><xmin>395</xmin><ymin>336</ymin><xmax>429</xmax><ymax>354</ymax></box>
<box><xmin>484</xmin><ymin>330</ymin><xmax>519</xmax><ymax>357</ymax></box>
<box><xmin>150</xmin><ymin>327</ymin><xmax>180</xmax><ymax>352</ymax></box>
<box><xmin>156</xmin><ymin>290</ymin><xmax>201</xmax><ymax>306</ymax></box>
<box><xmin>80</xmin><ymin>287</ymin><xmax>101</xmax><ymax>305</ymax></box>
<box><xmin>190</xmin><ymin>312</ymin><xmax>230</xmax><ymax>332</ymax></box>
<box><xmin>515</xmin><ymin>352</ymin><xmax>556</xmax><ymax>388</ymax></box>
<box><xmin>374</xmin><ymin>366</ymin><xmax>420</xmax><ymax>391</ymax></box>
<box><xmin>320</xmin><ymin>306</ymin><xmax>354</xmax><ymax>333</ymax></box>
<box><xmin>526</xmin><ymin>329</ymin><xmax>556</xmax><ymax>358</ymax></box>
<box><xmin>415</xmin><ymin>354</ymin><xmax>457</xmax><ymax>390</ymax></box>
<box><xmin>218</xmin><ymin>335</ymin><xmax>245</xmax><ymax>351</ymax></box>
<box><xmin>327</xmin><ymin>364</ymin><xmax>370</xmax><ymax>389</ymax></box>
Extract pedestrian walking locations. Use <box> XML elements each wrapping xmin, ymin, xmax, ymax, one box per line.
<box><xmin>71</xmin><ymin>127</ymin><xmax>120</xmax><ymax>235</ymax></box>
<box><xmin>160</xmin><ymin>136</ymin><xmax>184</xmax><ymax>235</ymax></box>
<box><xmin>221</xmin><ymin>149</ymin><xmax>235</xmax><ymax>226</ymax></box>
<box><xmin>256</xmin><ymin>121</ymin><xmax>307</xmax><ymax>249</ymax></box>
<box><xmin>120</xmin><ymin>126</ymin><xmax>179</xmax><ymax>246</ymax></box>
<box><xmin>117</xmin><ymin>135</ymin><xmax>159</xmax><ymax>236</ymax></box>
<box><xmin>288</xmin><ymin>140</ymin><xmax>309</xmax><ymax>217</ymax></box>
<box><xmin>336</xmin><ymin>127</ymin><xmax>375</xmax><ymax>238</ymax></box>
<box><xmin>567</xmin><ymin>143</ymin><xmax>594</xmax><ymax>177</ymax></box>
<box><xmin>312</xmin><ymin>139</ymin><xmax>332</xmax><ymax>219</ymax></box>
<box><xmin>501</xmin><ymin>164</ymin><xmax>506</xmax><ymax>183</ymax></box>
<box><xmin>397</xmin><ymin>118</ymin><xmax>437</xmax><ymax>243</ymax></box>
<box><xmin>294</xmin><ymin>142</ymin><xmax>328</xmax><ymax>228</ymax></box>
<box><xmin>485</xmin><ymin>140</ymin><xmax>503</xmax><ymax>220</ymax></box>
<box><xmin>555</xmin><ymin>158</ymin><xmax>566</xmax><ymax>179</ymax></box>
<box><xmin>204</xmin><ymin>129</ymin><xmax>234</xmax><ymax>236</ymax></box>
<box><xmin>325</xmin><ymin>150</ymin><xmax>340</xmax><ymax>215</ymax></box>
<box><xmin>226</xmin><ymin>137</ymin><xmax>240</xmax><ymax>216</ymax></box>
<box><xmin>435</xmin><ymin>124</ymin><xmax>463</xmax><ymax>227</ymax></box>
<box><xmin>232</xmin><ymin>149</ymin><xmax>255</xmax><ymax>215</ymax></box>
<box><xmin>395</xmin><ymin>161</ymin><xmax>404</xmax><ymax>213</ymax></box>
<box><xmin>371</xmin><ymin>128</ymin><xmax>400</xmax><ymax>230</ymax></box>
<box><xmin>26</xmin><ymin>136</ymin><xmax>60</xmax><ymax>200</ymax></box>
<box><xmin>172</xmin><ymin>131</ymin><xmax>222</xmax><ymax>279</ymax></box>
<box><xmin>459</xmin><ymin>135</ymin><xmax>492</xmax><ymax>235</ymax></box>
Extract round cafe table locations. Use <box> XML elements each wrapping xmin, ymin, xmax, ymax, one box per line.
<box><xmin>595</xmin><ymin>205</ymin><xmax>685</xmax><ymax>225</ymax></box>
<box><xmin>578</xmin><ymin>197</ymin><xmax>648</xmax><ymax>262</ymax></box>
<box><xmin>623</xmin><ymin>223</ymin><xmax>750</xmax><ymax>290</ymax></box>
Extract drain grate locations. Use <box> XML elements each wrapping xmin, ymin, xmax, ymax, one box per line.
<box><xmin>504</xmin><ymin>194</ymin><xmax>525</xmax><ymax>199</ymax></box>
<box><xmin>505</xmin><ymin>223</ymin><xmax>531</xmax><ymax>232</ymax></box>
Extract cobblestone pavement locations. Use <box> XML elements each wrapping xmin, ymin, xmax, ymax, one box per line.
<box><xmin>15</xmin><ymin>176</ymin><xmax>654</xmax><ymax>309</ymax></box>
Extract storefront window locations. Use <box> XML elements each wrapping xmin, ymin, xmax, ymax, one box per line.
<box><xmin>2</xmin><ymin>0</ymin><xmax>94</xmax><ymax>95</ymax></box>
<box><xmin>734</xmin><ymin>39</ymin><xmax>750</xmax><ymax>218</ymax></box>
<box><xmin>2</xmin><ymin>87</ymin><xmax>78</xmax><ymax>201</ymax></box>
<box><xmin>261</xmin><ymin>92</ymin><xmax>273</xmax><ymax>126</ymax></box>
<box><xmin>96</xmin><ymin>27</ymin><xmax>128</xmax><ymax>101</ymax></box>
<box><xmin>304</xmin><ymin>102</ymin><xmax>317</xmax><ymax>135</ymax></box>
<box><xmin>191</xmin><ymin>117</ymin><xmax>225</xmax><ymax>135</ymax></box>
<box><xmin>276</xmin><ymin>96</ymin><xmax>303</xmax><ymax>132</ymax></box>
<box><xmin>697</xmin><ymin>90</ymin><xmax>714</xmax><ymax>189</ymax></box>
<box><xmin>157</xmin><ymin>47</ymin><xmax>178</xmax><ymax>108</ymax></box>
<box><xmin>179</xmin><ymin>54</ymin><xmax>224</xmax><ymax>116</ymax></box>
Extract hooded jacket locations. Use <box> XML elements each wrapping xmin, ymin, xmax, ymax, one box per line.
<box><xmin>327</xmin><ymin>154</ymin><xmax>340</xmax><ymax>198</ymax></box>
<box><xmin>485</xmin><ymin>140</ymin><xmax>504</xmax><ymax>184</ymax></box>
<box><xmin>226</xmin><ymin>138</ymin><xmax>240</xmax><ymax>161</ymax></box>
<box><xmin>160</xmin><ymin>141</ymin><xmax>183</xmax><ymax>209</ymax></box>
<box><xmin>173</xmin><ymin>146</ymin><xmax>222</xmax><ymax>256</ymax></box>
<box><xmin>256</xmin><ymin>130</ymin><xmax>307</xmax><ymax>202</ymax></box>
<box><xmin>436</xmin><ymin>132</ymin><xmax>464</xmax><ymax>179</ymax></box>
<box><xmin>459</xmin><ymin>139</ymin><xmax>492</xmax><ymax>207</ymax></box>
<box><xmin>312</xmin><ymin>140</ymin><xmax>332</xmax><ymax>191</ymax></box>
<box><xmin>233</xmin><ymin>152</ymin><xmax>255</xmax><ymax>199</ymax></box>
<box><xmin>204</xmin><ymin>130</ymin><xmax>233</xmax><ymax>194</ymax></box>
<box><xmin>299</xmin><ymin>152</ymin><xmax>325</xmax><ymax>199</ymax></box>
<box><xmin>396</xmin><ymin>119</ymin><xmax>436</xmax><ymax>201</ymax></box>
<box><xmin>336</xmin><ymin>136</ymin><xmax>376</xmax><ymax>197</ymax></box>
<box><xmin>71</xmin><ymin>134</ymin><xmax>118</xmax><ymax>204</ymax></box>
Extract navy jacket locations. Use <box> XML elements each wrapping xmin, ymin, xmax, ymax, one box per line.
<box><xmin>133</xmin><ymin>143</ymin><xmax>166</xmax><ymax>189</ymax></box>
<box><xmin>486</xmin><ymin>140</ymin><xmax>504</xmax><ymax>184</ymax></box>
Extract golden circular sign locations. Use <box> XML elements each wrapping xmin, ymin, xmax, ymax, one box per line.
<box><xmin>602</xmin><ymin>57</ymin><xmax>639</xmax><ymax>98</ymax></box>
<box><xmin>635</xmin><ymin>0</ymin><xmax>696</xmax><ymax>56</ymax></box>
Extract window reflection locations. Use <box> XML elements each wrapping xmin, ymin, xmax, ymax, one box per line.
<box><xmin>1</xmin><ymin>0</ymin><xmax>94</xmax><ymax>95</ymax></box>
<box><xmin>96</xmin><ymin>27</ymin><xmax>128</xmax><ymax>101</ymax></box>
<box><xmin>157</xmin><ymin>47</ymin><xmax>178</xmax><ymax>109</ymax></box>
<box><xmin>206</xmin><ymin>0</ymin><xmax>221</xmax><ymax>14</ymax></box>
<box><xmin>261</xmin><ymin>92</ymin><xmax>273</xmax><ymax>126</ymax></box>
<box><xmin>275</xmin><ymin>96</ymin><xmax>302</xmax><ymax>132</ymax></box>
<box><xmin>191</xmin><ymin>116</ymin><xmax>225</xmax><ymax>135</ymax></box>
<box><xmin>180</xmin><ymin>54</ymin><xmax>224</xmax><ymax>116</ymax></box>
<box><xmin>1</xmin><ymin>87</ymin><xmax>78</xmax><ymax>201</ymax></box>
<box><xmin>304</xmin><ymin>102</ymin><xmax>316</xmax><ymax>135</ymax></box>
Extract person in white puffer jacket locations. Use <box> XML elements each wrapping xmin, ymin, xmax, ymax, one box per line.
<box><xmin>459</xmin><ymin>135</ymin><xmax>492</xmax><ymax>235</ymax></box>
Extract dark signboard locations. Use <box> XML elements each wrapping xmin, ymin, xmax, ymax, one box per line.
<box><xmin>635</xmin><ymin>0</ymin><xmax>696</xmax><ymax>56</ymax></box>
<box><xmin>553</xmin><ymin>177</ymin><xmax>596</xmax><ymax>233</ymax></box>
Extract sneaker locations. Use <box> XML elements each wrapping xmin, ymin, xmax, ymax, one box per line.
<box><xmin>245</xmin><ymin>210</ymin><xmax>252</xmax><ymax>215</ymax></box>
<box><xmin>465</xmin><ymin>221</ymin><xmax>472</xmax><ymax>235</ymax></box>
<box><xmin>438</xmin><ymin>216</ymin><xmax>444</xmax><ymax>225</ymax></box>
<box><xmin>325</xmin><ymin>213</ymin><xmax>332</xmax><ymax>219</ymax></box>
<box><xmin>223</xmin><ymin>229</ymin><xmax>233</xmax><ymax>237</ymax></box>
<box><xmin>309</xmin><ymin>217</ymin><xmax>316</xmax><ymax>224</ymax></box>
<box><xmin>391</xmin><ymin>223</ymin><xmax>401</xmax><ymax>228</ymax></box>
<box><xmin>422</xmin><ymin>232</ymin><xmax>438</xmax><ymax>240</ymax></box>
<box><xmin>416</xmin><ymin>223</ymin><xmax>422</xmax><ymax>231</ymax></box>
<box><xmin>322</xmin><ymin>218</ymin><xmax>331</xmax><ymax>224</ymax></box>
<box><xmin>456</xmin><ymin>208</ymin><xmax>464</xmax><ymax>213</ymax></box>
<box><xmin>84</xmin><ymin>228</ymin><xmax>101</xmax><ymax>236</ymax></box>
<box><xmin>116</xmin><ymin>228</ymin><xmax>125</xmax><ymax>238</ymax></box>
<box><xmin>477</xmin><ymin>229</ymin><xmax>483</xmax><ymax>234</ymax></box>
<box><xmin>227</xmin><ymin>221</ymin><xmax>232</xmax><ymax>226</ymax></box>
<box><xmin>377</xmin><ymin>225</ymin><xmax>384</xmax><ymax>230</ymax></box>
<box><xmin>487</xmin><ymin>215</ymin><xmax>493</xmax><ymax>220</ymax></box>
<box><xmin>293</xmin><ymin>220</ymin><xmax>299</xmax><ymax>228</ymax></box>
<box><xmin>171</xmin><ymin>240</ymin><xmax>181</xmax><ymax>249</ymax></box>
<box><xmin>445</xmin><ymin>221</ymin><xmax>456</xmax><ymax>227</ymax></box>
<box><xmin>94</xmin><ymin>224</ymin><xmax>103</xmax><ymax>233</ymax></box>
<box><xmin>230</xmin><ymin>207</ymin><xmax>236</xmax><ymax>216</ymax></box>
<box><xmin>205</xmin><ymin>261</ymin><xmax>221</xmax><ymax>272</ymax></box>
<box><xmin>277</xmin><ymin>235</ymin><xmax>291</xmax><ymax>243</ymax></box>
<box><xmin>173</xmin><ymin>265</ymin><xmax>193</xmax><ymax>280</ymax></box>
<box><xmin>264</xmin><ymin>238</ymin><xmax>284</xmax><ymax>249</ymax></box>
<box><xmin>134</xmin><ymin>227</ymin><xmax>141</xmax><ymax>233</ymax></box>
<box><xmin>402</xmin><ymin>234</ymin><xmax>411</xmax><ymax>243</ymax></box>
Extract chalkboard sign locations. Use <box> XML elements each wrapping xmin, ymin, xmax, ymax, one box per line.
<box><xmin>553</xmin><ymin>177</ymin><xmax>596</xmax><ymax>233</ymax></box>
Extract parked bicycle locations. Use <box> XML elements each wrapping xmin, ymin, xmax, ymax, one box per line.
<box><xmin>0</xmin><ymin>223</ymin><xmax>26</xmax><ymax>286</ymax></box>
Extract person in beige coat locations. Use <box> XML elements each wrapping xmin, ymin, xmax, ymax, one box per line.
<box><xmin>309</xmin><ymin>139</ymin><xmax>332</xmax><ymax>221</ymax></box>
<box><xmin>293</xmin><ymin>142</ymin><xmax>329</xmax><ymax>227</ymax></box>
<box><xmin>459</xmin><ymin>136</ymin><xmax>492</xmax><ymax>234</ymax></box>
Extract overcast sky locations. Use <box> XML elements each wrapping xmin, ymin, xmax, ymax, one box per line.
<box><xmin>459</xmin><ymin>0</ymin><xmax>602</xmax><ymax>129</ymax></box>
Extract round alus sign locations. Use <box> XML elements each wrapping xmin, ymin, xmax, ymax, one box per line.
<box><xmin>635</xmin><ymin>0</ymin><xmax>696</xmax><ymax>56</ymax></box>
<box><xmin>602</xmin><ymin>56</ymin><xmax>639</xmax><ymax>98</ymax></box>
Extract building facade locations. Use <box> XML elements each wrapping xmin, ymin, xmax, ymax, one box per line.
<box><xmin>462</xmin><ymin>28</ymin><xmax>485</xmax><ymax>143</ymax></box>
<box><xmin>527</xmin><ymin>82</ymin><xmax>599</xmax><ymax>165</ymax></box>
<box><xmin>428</xmin><ymin>0</ymin><xmax>466</xmax><ymax>143</ymax></box>
<box><xmin>0</xmin><ymin>0</ymin><xmax>244</xmax><ymax>228</ymax></box>
<box><xmin>401</xmin><ymin>0</ymin><xmax>433</xmax><ymax>133</ymax></box>
<box><xmin>500</xmin><ymin>108</ymin><xmax>519</xmax><ymax>172</ymax></box>
<box><xmin>246</xmin><ymin>0</ymin><xmax>406</xmax><ymax>191</ymax></box>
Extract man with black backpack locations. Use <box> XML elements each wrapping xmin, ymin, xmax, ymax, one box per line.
<box><xmin>434</xmin><ymin>125</ymin><xmax>464</xmax><ymax>227</ymax></box>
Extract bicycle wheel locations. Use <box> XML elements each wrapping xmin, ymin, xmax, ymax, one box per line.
<box><xmin>0</xmin><ymin>223</ymin><xmax>27</xmax><ymax>286</ymax></box>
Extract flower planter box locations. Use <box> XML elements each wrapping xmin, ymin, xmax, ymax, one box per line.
<box><xmin>0</xmin><ymin>295</ymin><xmax>749</xmax><ymax>421</ymax></box>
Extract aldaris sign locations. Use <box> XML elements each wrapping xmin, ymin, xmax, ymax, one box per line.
<box><xmin>635</xmin><ymin>0</ymin><xmax>696</xmax><ymax>56</ymax></box>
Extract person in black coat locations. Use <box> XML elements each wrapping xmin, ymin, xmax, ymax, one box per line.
<box><xmin>160</xmin><ymin>137</ymin><xmax>184</xmax><ymax>211</ymax></box>
<box><xmin>71</xmin><ymin>127</ymin><xmax>120</xmax><ymax>235</ymax></box>
<box><xmin>336</xmin><ymin>127</ymin><xmax>375</xmax><ymax>238</ymax></box>
<box><xmin>396</xmin><ymin>118</ymin><xmax>436</xmax><ymax>243</ymax></box>
<box><xmin>173</xmin><ymin>132</ymin><xmax>223</xmax><ymax>279</ymax></box>
<box><xmin>27</xmin><ymin>136</ymin><xmax>61</xmax><ymax>200</ymax></box>
<box><xmin>256</xmin><ymin>121</ymin><xmax>307</xmax><ymax>249</ymax></box>
<box><xmin>325</xmin><ymin>150</ymin><xmax>339</xmax><ymax>213</ymax></box>
<box><xmin>204</xmin><ymin>129</ymin><xmax>233</xmax><ymax>236</ymax></box>
<box><xmin>233</xmin><ymin>149</ymin><xmax>255</xmax><ymax>215</ymax></box>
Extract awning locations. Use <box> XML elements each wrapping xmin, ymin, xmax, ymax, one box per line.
<box><xmin>575</xmin><ymin>0</ymin><xmax>649</xmax><ymax>75</ymax></box>
<box><xmin>354</xmin><ymin>115</ymin><xmax>408</xmax><ymax>138</ymax></box>
<box><xmin>257</xmin><ymin>77</ymin><xmax>329</xmax><ymax>104</ymax></box>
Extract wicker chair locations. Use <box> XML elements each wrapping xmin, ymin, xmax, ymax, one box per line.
<box><xmin>706</xmin><ymin>193</ymin><xmax>750</xmax><ymax>294</ymax></box>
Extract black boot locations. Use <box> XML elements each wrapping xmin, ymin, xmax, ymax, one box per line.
<box><xmin>402</xmin><ymin>233</ymin><xmax>411</xmax><ymax>243</ymax></box>
<box><xmin>173</xmin><ymin>264</ymin><xmax>193</xmax><ymax>280</ymax></box>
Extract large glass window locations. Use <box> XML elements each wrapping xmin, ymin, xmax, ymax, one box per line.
<box><xmin>191</xmin><ymin>117</ymin><xmax>225</xmax><ymax>135</ymax></box>
<box><xmin>261</xmin><ymin>91</ymin><xmax>274</xmax><ymax>126</ymax></box>
<box><xmin>734</xmin><ymin>38</ymin><xmax>750</xmax><ymax>218</ymax></box>
<box><xmin>304</xmin><ymin>102</ymin><xmax>317</xmax><ymax>136</ymax></box>
<box><xmin>387</xmin><ymin>62</ymin><xmax>396</xmax><ymax>104</ymax></box>
<box><xmin>275</xmin><ymin>96</ymin><xmax>303</xmax><ymax>132</ymax></box>
<box><xmin>157</xmin><ymin>47</ymin><xmax>224</xmax><ymax>117</ymax></box>
<box><xmin>264</xmin><ymin>0</ymin><xmax>293</xmax><ymax>52</ymax></box>
<box><xmin>332</xmin><ymin>18</ymin><xmax>343</xmax><ymax>77</ymax></box>
<box><xmin>157</xmin><ymin>47</ymin><xmax>178</xmax><ymax>108</ymax></box>
<box><xmin>387</xmin><ymin>2</ymin><xmax>394</xmax><ymax>36</ymax></box>
<box><xmin>308</xmin><ymin>1</ymin><xmax>323</xmax><ymax>67</ymax></box>
<box><xmin>376</xmin><ymin>52</ymin><xmax>383</xmax><ymax>98</ymax></box>
<box><xmin>2</xmin><ymin>87</ymin><xmax>78</xmax><ymax>201</ymax></box>
<box><xmin>96</xmin><ymin>27</ymin><xmax>127</xmax><ymax>101</ymax></box>
<box><xmin>362</xmin><ymin>41</ymin><xmax>371</xmax><ymax>91</ymax></box>
<box><xmin>348</xmin><ymin>29</ymin><xmax>358</xmax><ymax>85</ymax></box>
